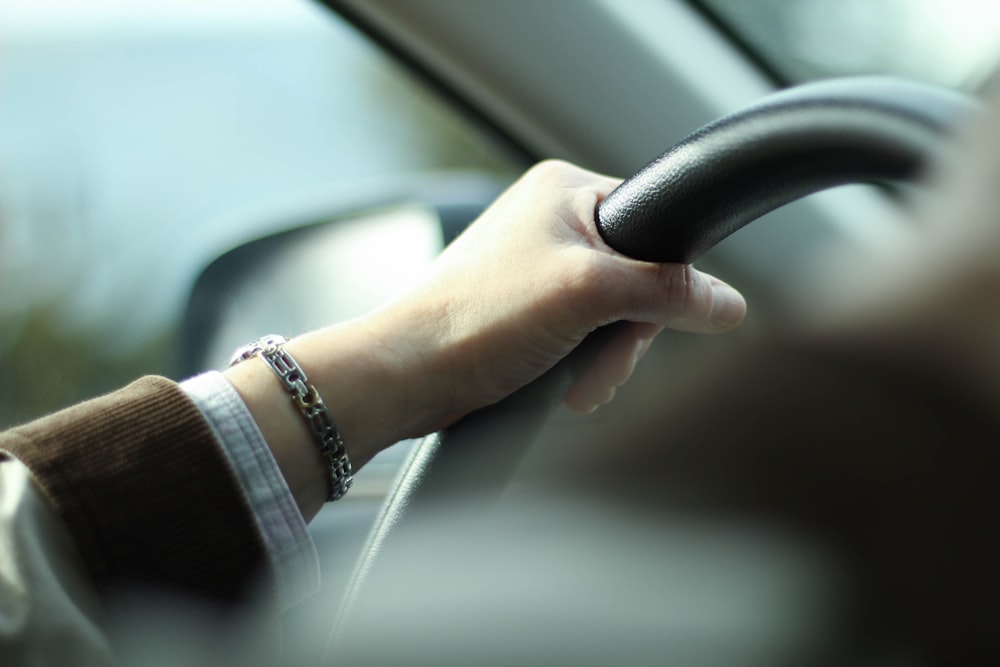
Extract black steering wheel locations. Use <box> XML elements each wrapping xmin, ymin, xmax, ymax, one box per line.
<box><xmin>327</xmin><ymin>76</ymin><xmax>974</xmax><ymax>645</ymax></box>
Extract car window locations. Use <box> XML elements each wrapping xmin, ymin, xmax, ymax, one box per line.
<box><xmin>697</xmin><ymin>0</ymin><xmax>1000</xmax><ymax>91</ymax></box>
<box><xmin>0</xmin><ymin>0</ymin><xmax>519</xmax><ymax>427</ymax></box>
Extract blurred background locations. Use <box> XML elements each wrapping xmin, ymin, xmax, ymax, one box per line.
<box><xmin>0</xmin><ymin>0</ymin><xmax>517</xmax><ymax>426</ymax></box>
<box><xmin>2</xmin><ymin>0</ymin><xmax>1000</xmax><ymax>427</ymax></box>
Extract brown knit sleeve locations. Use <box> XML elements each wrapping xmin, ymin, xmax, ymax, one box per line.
<box><xmin>0</xmin><ymin>376</ymin><xmax>273</xmax><ymax>608</ymax></box>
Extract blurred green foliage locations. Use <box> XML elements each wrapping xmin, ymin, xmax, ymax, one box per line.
<box><xmin>0</xmin><ymin>300</ymin><xmax>175</xmax><ymax>429</ymax></box>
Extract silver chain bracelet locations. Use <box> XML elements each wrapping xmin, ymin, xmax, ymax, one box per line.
<box><xmin>229</xmin><ymin>335</ymin><xmax>353</xmax><ymax>502</ymax></box>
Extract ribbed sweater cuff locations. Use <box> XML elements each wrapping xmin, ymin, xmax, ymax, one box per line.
<box><xmin>1</xmin><ymin>376</ymin><xmax>273</xmax><ymax>607</ymax></box>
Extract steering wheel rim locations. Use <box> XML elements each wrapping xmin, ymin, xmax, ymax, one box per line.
<box><xmin>597</xmin><ymin>77</ymin><xmax>970</xmax><ymax>264</ymax></box>
<box><xmin>326</xmin><ymin>76</ymin><xmax>975</xmax><ymax>649</ymax></box>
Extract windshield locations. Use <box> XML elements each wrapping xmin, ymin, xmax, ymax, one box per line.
<box><xmin>697</xmin><ymin>0</ymin><xmax>1000</xmax><ymax>91</ymax></box>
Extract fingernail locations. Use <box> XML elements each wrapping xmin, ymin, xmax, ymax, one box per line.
<box><xmin>710</xmin><ymin>284</ymin><xmax>746</xmax><ymax>329</ymax></box>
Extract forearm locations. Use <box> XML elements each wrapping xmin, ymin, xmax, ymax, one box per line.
<box><xmin>222</xmin><ymin>314</ymin><xmax>437</xmax><ymax>522</ymax></box>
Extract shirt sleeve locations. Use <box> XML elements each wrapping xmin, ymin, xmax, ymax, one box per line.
<box><xmin>180</xmin><ymin>371</ymin><xmax>321</xmax><ymax>611</ymax></box>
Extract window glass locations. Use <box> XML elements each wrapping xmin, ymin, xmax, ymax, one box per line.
<box><xmin>699</xmin><ymin>0</ymin><xmax>1000</xmax><ymax>90</ymax></box>
<box><xmin>0</xmin><ymin>0</ymin><xmax>518</xmax><ymax>426</ymax></box>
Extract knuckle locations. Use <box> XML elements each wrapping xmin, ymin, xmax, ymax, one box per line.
<box><xmin>532</xmin><ymin>158</ymin><xmax>572</xmax><ymax>175</ymax></box>
<box><xmin>657</xmin><ymin>264</ymin><xmax>717</xmax><ymax>327</ymax></box>
<box><xmin>526</xmin><ymin>159</ymin><xmax>584</xmax><ymax>186</ymax></box>
<box><xmin>662</xmin><ymin>264</ymin><xmax>696</xmax><ymax>304</ymax></box>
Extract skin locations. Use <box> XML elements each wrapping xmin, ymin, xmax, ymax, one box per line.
<box><xmin>224</xmin><ymin>160</ymin><xmax>747</xmax><ymax>520</ymax></box>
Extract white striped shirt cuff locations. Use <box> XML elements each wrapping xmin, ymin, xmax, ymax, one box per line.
<box><xmin>180</xmin><ymin>371</ymin><xmax>320</xmax><ymax>611</ymax></box>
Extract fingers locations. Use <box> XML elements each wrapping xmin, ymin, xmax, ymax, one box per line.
<box><xmin>663</xmin><ymin>267</ymin><xmax>745</xmax><ymax>332</ymax></box>
<box><xmin>562</xmin><ymin>322</ymin><xmax>659</xmax><ymax>413</ymax></box>
<box><xmin>528</xmin><ymin>162</ymin><xmax>746</xmax><ymax>335</ymax></box>
<box><xmin>597</xmin><ymin>262</ymin><xmax>747</xmax><ymax>334</ymax></box>
<box><xmin>508</xmin><ymin>162</ymin><xmax>746</xmax><ymax>337</ymax></box>
<box><xmin>700</xmin><ymin>274</ymin><xmax>747</xmax><ymax>332</ymax></box>
<box><xmin>561</xmin><ymin>265</ymin><xmax>745</xmax><ymax>414</ymax></box>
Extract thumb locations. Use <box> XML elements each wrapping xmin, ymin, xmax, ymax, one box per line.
<box><xmin>612</xmin><ymin>262</ymin><xmax>747</xmax><ymax>334</ymax></box>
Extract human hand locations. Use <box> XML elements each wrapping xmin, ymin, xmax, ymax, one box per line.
<box><xmin>367</xmin><ymin>160</ymin><xmax>746</xmax><ymax>425</ymax></box>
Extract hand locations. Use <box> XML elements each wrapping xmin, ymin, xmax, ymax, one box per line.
<box><xmin>366</xmin><ymin>160</ymin><xmax>746</xmax><ymax>422</ymax></box>
<box><xmin>227</xmin><ymin>160</ymin><xmax>746</xmax><ymax>519</ymax></box>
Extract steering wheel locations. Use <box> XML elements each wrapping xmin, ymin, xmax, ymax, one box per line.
<box><xmin>326</xmin><ymin>77</ymin><xmax>974</xmax><ymax>645</ymax></box>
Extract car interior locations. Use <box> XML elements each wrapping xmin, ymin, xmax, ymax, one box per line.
<box><xmin>4</xmin><ymin>0</ymin><xmax>999</xmax><ymax>664</ymax></box>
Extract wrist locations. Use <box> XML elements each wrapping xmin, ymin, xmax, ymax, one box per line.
<box><xmin>223</xmin><ymin>320</ymin><xmax>404</xmax><ymax>520</ymax></box>
<box><xmin>224</xmin><ymin>303</ymin><xmax>480</xmax><ymax>521</ymax></box>
<box><xmin>285</xmin><ymin>321</ymin><xmax>407</xmax><ymax>469</ymax></box>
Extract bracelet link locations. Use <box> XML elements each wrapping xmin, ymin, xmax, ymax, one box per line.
<box><xmin>295</xmin><ymin>386</ymin><xmax>321</xmax><ymax>409</ymax></box>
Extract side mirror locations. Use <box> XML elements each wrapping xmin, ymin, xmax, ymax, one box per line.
<box><xmin>179</xmin><ymin>173</ymin><xmax>507</xmax><ymax>375</ymax></box>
